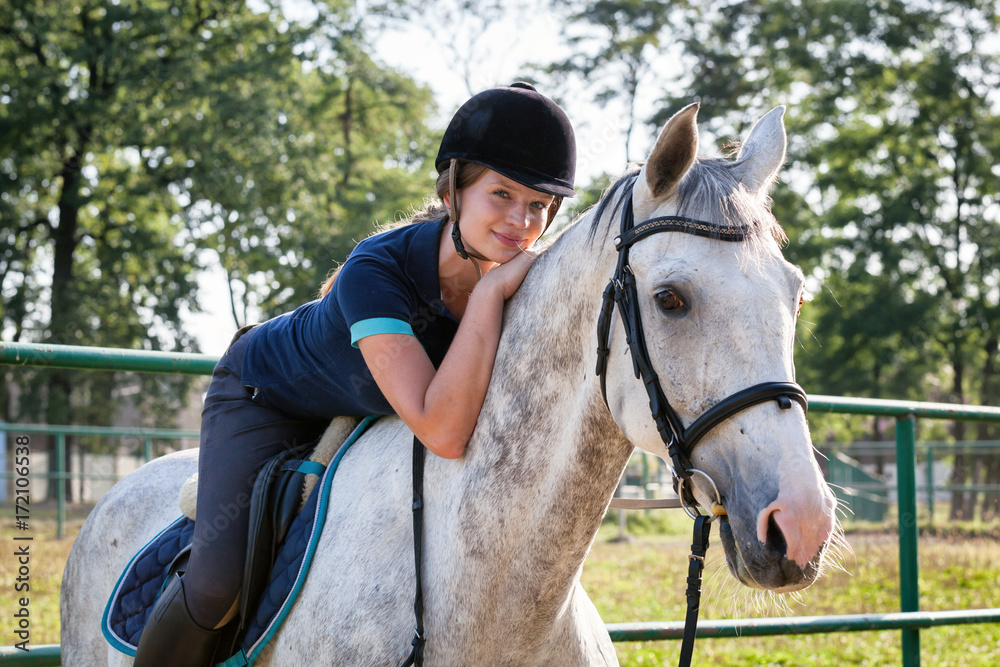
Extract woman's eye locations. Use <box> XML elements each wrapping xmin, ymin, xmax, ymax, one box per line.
<box><xmin>493</xmin><ymin>189</ymin><xmax>510</xmax><ymax>199</ymax></box>
<box><xmin>655</xmin><ymin>288</ymin><xmax>685</xmax><ymax>312</ymax></box>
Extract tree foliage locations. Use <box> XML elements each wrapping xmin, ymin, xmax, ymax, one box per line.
<box><xmin>0</xmin><ymin>1</ymin><xmax>437</xmax><ymax>440</ymax></box>
<box><xmin>565</xmin><ymin>0</ymin><xmax>1000</xmax><ymax>514</ymax></box>
<box><xmin>544</xmin><ymin>0</ymin><xmax>684</xmax><ymax>162</ymax></box>
<box><xmin>557</xmin><ymin>0</ymin><xmax>999</xmax><ymax>407</ymax></box>
<box><xmin>671</xmin><ymin>1</ymin><xmax>1000</xmax><ymax>410</ymax></box>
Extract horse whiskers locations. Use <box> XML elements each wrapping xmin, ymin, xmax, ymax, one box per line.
<box><xmin>827</xmin><ymin>492</ymin><xmax>856</xmax><ymax>521</ymax></box>
<box><xmin>704</xmin><ymin>559</ymin><xmax>744</xmax><ymax>617</ymax></box>
<box><xmin>816</xmin><ymin>518</ymin><xmax>854</xmax><ymax>580</ymax></box>
<box><xmin>704</xmin><ymin>558</ymin><xmax>730</xmax><ymax>604</ymax></box>
<box><xmin>710</xmin><ymin>568</ymin><xmax>796</xmax><ymax>619</ymax></box>
<box><xmin>705</xmin><ymin>559</ymin><xmax>796</xmax><ymax>619</ymax></box>
<box><xmin>795</xmin><ymin>320</ymin><xmax>823</xmax><ymax>351</ymax></box>
<box><xmin>835</xmin><ymin>501</ymin><xmax>855</xmax><ymax>521</ymax></box>
<box><xmin>701</xmin><ymin>518</ymin><xmax>851</xmax><ymax>621</ymax></box>
<box><xmin>703</xmin><ymin>554</ymin><xmax>761</xmax><ymax>619</ymax></box>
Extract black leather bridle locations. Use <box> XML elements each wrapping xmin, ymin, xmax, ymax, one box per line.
<box><xmin>595</xmin><ymin>180</ymin><xmax>808</xmax><ymax>495</ymax></box>
<box><xmin>595</xmin><ymin>180</ymin><xmax>808</xmax><ymax>667</ymax></box>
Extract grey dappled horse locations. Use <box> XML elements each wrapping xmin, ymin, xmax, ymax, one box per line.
<box><xmin>61</xmin><ymin>103</ymin><xmax>838</xmax><ymax>666</ymax></box>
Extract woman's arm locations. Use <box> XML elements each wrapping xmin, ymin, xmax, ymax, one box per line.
<box><xmin>357</xmin><ymin>250</ymin><xmax>536</xmax><ymax>458</ymax></box>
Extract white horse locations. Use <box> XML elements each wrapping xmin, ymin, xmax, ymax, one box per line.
<box><xmin>61</xmin><ymin>103</ymin><xmax>838</xmax><ymax>666</ymax></box>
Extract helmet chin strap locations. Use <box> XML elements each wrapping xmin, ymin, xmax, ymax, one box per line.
<box><xmin>448</xmin><ymin>158</ymin><xmax>490</xmax><ymax>281</ymax></box>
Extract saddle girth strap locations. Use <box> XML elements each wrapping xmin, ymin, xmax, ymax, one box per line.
<box><xmin>678</xmin><ymin>515</ymin><xmax>712</xmax><ymax>667</ymax></box>
<box><xmin>401</xmin><ymin>437</ymin><xmax>426</xmax><ymax>667</ymax></box>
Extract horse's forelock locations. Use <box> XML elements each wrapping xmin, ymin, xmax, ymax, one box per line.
<box><xmin>677</xmin><ymin>159</ymin><xmax>787</xmax><ymax>247</ymax></box>
<box><xmin>584</xmin><ymin>161</ymin><xmax>787</xmax><ymax>258</ymax></box>
<box><xmin>586</xmin><ymin>168</ymin><xmax>641</xmax><ymax>243</ymax></box>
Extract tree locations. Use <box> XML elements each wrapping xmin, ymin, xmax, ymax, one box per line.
<box><xmin>1</xmin><ymin>0</ymin><xmax>437</xmax><ymax>497</ymax></box>
<box><xmin>544</xmin><ymin>0</ymin><xmax>682</xmax><ymax>163</ymax></box>
<box><xmin>557</xmin><ymin>0</ymin><xmax>1000</xmax><ymax>517</ymax></box>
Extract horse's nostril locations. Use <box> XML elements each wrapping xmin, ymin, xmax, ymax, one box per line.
<box><xmin>766</xmin><ymin>513</ymin><xmax>787</xmax><ymax>557</ymax></box>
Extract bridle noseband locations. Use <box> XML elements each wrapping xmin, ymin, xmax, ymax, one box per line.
<box><xmin>595</xmin><ymin>182</ymin><xmax>809</xmax><ymax>505</ymax></box>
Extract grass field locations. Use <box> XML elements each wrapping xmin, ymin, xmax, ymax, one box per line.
<box><xmin>1</xmin><ymin>506</ymin><xmax>998</xmax><ymax>665</ymax></box>
<box><xmin>586</xmin><ymin>512</ymin><xmax>1000</xmax><ymax>666</ymax></box>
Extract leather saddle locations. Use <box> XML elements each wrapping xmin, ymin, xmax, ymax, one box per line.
<box><xmin>238</xmin><ymin>441</ymin><xmax>320</xmax><ymax>626</ymax></box>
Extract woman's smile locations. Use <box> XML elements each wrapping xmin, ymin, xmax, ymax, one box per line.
<box><xmin>491</xmin><ymin>230</ymin><xmax>527</xmax><ymax>249</ymax></box>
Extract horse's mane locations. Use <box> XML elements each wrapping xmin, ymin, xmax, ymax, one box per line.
<box><xmin>586</xmin><ymin>159</ymin><xmax>787</xmax><ymax>255</ymax></box>
<box><xmin>585</xmin><ymin>167</ymin><xmax>641</xmax><ymax>242</ymax></box>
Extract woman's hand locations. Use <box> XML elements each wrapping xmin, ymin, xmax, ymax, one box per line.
<box><xmin>479</xmin><ymin>248</ymin><xmax>538</xmax><ymax>300</ymax></box>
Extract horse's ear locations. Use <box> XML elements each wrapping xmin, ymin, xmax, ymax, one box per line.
<box><xmin>639</xmin><ymin>102</ymin><xmax>700</xmax><ymax>200</ymax></box>
<box><xmin>733</xmin><ymin>106</ymin><xmax>787</xmax><ymax>195</ymax></box>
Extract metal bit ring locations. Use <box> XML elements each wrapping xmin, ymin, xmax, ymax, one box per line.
<box><xmin>677</xmin><ymin>468</ymin><xmax>725</xmax><ymax>522</ymax></box>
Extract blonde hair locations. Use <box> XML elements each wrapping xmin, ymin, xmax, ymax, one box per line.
<box><xmin>318</xmin><ymin>160</ymin><xmax>562</xmax><ymax>297</ymax></box>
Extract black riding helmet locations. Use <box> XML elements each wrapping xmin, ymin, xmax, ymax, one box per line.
<box><xmin>436</xmin><ymin>82</ymin><xmax>576</xmax><ymax>262</ymax></box>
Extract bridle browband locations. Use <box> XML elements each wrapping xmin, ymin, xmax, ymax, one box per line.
<box><xmin>595</xmin><ymin>180</ymin><xmax>808</xmax><ymax>497</ymax></box>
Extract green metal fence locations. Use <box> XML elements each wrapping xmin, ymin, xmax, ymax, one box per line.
<box><xmin>3</xmin><ymin>342</ymin><xmax>1000</xmax><ymax>666</ymax></box>
<box><xmin>821</xmin><ymin>440</ymin><xmax>1000</xmax><ymax>524</ymax></box>
<box><xmin>805</xmin><ymin>395</ymin><xmax>1000</xmax><ymax>666</ymax></box>
<box><xmin>0</xmin><ymin>423</ymin><xmax>198</xmax><ymax>538</ymax></box>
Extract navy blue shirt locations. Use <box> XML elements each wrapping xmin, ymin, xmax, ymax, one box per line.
<box><xmin>241</xmin><ymin>217</ymin><xmax>458</xmax><ymax>420</ymax></box>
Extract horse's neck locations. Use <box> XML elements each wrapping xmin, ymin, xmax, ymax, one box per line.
<box><xmin>474</xmin><ymin>213</ymin><xmax>628</xmax><ymax>476</ymax></box>
<box><xmin>427</xmin><ymin>213</ymin><xmax>634</xmax><ymax>628</ymax></box>
<box><xmin>470</xmin><ymin>220</ymin><xmax>632</xmax><ymax>496</ymax></box>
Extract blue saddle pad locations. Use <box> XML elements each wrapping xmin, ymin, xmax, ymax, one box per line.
<box><xmin>102</xmin><ymin>415</ymin><xmax>377</xmax><ymax>666</ymax></box>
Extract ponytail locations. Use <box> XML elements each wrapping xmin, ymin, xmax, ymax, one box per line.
<box><xmin>318</xmin><ymin>265</ymin><xmax>342</xmax><ymax>298</ymax></box>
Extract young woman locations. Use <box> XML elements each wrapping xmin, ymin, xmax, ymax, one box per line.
<box><xmin>134</xmin><ymin>82</ymin><xmax>576</xmax><ymax>665</ymax></box>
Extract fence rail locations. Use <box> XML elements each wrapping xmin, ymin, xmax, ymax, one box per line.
<box><xmin>0</xmin><ymin>423</ymin><xmax>199</xmax><ymax>538</ymax></box>
<box><xmin>0</xmin><ymin>341</ymin><xmax>216</xmax><ymax>375</ymax></box>
<box><xmin>3</xmin><ymin>342</ymin><xmax>1000</xmax><ymax>667</ymax></box>
<box><xmin>607</xmin><ymin>607</ymin><xmax>1000</xmax><ymax>640</ymax></box>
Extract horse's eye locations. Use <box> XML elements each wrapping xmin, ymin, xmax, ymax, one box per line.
<box><xmin>655</xmin><ymin>288</ymin><xmax>685</xmax><ymax>312</ymax></box>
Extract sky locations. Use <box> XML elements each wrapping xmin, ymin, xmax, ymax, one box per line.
<box><xmin>187</xmin><ymin>2</ymin><xmax>652</xmax><ymax>355</ymax></box>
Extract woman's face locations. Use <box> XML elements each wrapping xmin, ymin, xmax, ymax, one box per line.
<box><xmin>447</xmin><ymin>169</ymin><xmax>555</xmax><ymax>263</ymax></box>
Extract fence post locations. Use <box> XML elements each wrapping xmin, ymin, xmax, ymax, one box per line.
<box><xmin>144</xmin><ymin>436</ymin><xmax>153</xmax><ymax>462</ymax></box>
<box><xmin>896</xmin><ymin>415</ymin><xmax>920</xmax><ymax>666</ymax></box>
<box><xmin>56</xmin><ymin>432</ymin><xmax>66</xmax><ymax>540</ymax></box>
<box><xmin>925</xmin><ymin>444</ymin><xmax>934</xmax><ymax>525</ymax></box>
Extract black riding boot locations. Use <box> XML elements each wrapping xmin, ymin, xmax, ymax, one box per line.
<box><xmin>133</xmin><ymin>573</ymin><xmax>222</xmax><ymax>667</ymax></box>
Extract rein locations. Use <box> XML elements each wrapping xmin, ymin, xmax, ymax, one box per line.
<box><xmin>402</xmin><ymin>438</ymin><xmax>426</xmax><ymax>667</ymax></box>
<box><xmin>595</xmin><ymin>181</ymin><xmax>808</xmax><ymax>667</ymax></box>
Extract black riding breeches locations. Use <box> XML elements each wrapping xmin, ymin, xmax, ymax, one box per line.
<box><xmin>182</xmin><ymin>327</ymin><xmax>326</xmax><ymax>628</ymax></box>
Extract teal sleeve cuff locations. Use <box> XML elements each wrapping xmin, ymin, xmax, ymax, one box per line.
<box><xmin>350</xmin><ymin>318</ymin><xmax>415</xmax><ymax>347</ymax></box>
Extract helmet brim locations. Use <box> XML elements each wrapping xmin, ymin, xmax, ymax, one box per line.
<box><xmin>448</xmin><ymin>158</ymin><xmax>576</xmax><ymax>198</ymax></box>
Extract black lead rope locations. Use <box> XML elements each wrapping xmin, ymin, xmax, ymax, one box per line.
<box><xmin>401</xmin><ymin>437</ymin><xmax>426</xmax><ymax>667</ymax></box>
<box><xmin>678</xmin><ymin>515</ymin><xmax>712</xmax><ymax>667</ymax></box>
